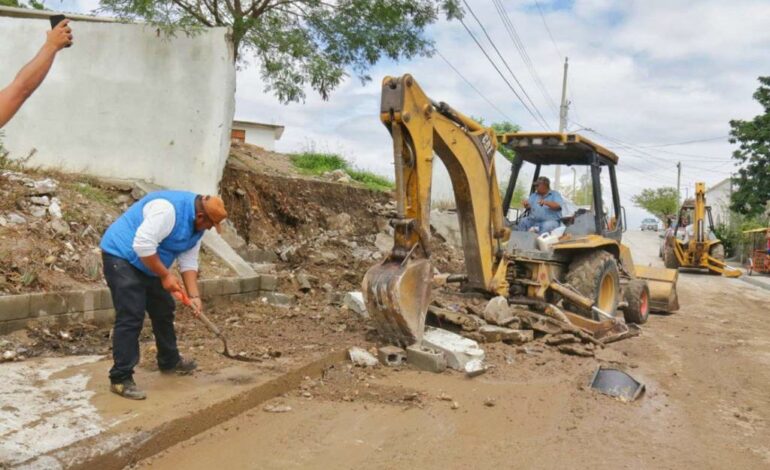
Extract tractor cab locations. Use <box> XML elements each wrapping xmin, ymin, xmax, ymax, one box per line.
<box><xmin>498</xmin><ymin>132</ymin><xmax>625</xmax><ymax>256</ymax></box>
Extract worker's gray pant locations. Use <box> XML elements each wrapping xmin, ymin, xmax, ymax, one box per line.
<box><xmin>102</xmin><ymin>253</ymin><xmax>180</xmax><ymax>384</ymax></box>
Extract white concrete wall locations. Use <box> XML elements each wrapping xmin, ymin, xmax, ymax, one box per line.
<box><xmin>706</xmin><ymin>182</ymin><xmax>731</xmax><ymax>226</ymax></box>
<box><xmin>244</xmin><ymin>127</ymin><xmax>276</xmax><ymax>150</ymax></box>
<box><xmin>431</xmin><ymin>152</ymin><xmax>512</xmax><ymax>205</ymax></box>
<box><xmin>0</xmin><ymin>16</ymin><xmax>235</xmax><ymax>194</ymax></box>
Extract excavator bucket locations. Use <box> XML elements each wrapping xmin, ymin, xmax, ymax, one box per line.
<box><xmin>362</xmin><ymin>258</ymin><xmax>432</xmax><ymax>347</ymax></box>
<box><xmin>634</xmin><ymin>265</ymin><xmax>680</xmax><ymax>312</ymax></box>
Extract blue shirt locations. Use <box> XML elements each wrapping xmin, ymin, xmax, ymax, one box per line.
<box><xmin>100</xmin><ymin>191</ymin><xmax>204</xmax><ymax>276</ymax></box>
<box><xmin>528</xmin><ymin>190</ymin><xmax>563</xmax><ymax>222</ymax></box>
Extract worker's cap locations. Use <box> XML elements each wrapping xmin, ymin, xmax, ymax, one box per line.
<box><xmin>201</xmin><ymin>195</ymin><xmax>227</xmax><ymax>233</ymax></box>
<box><xmin>535</xmin><ymin>176</ymin><xmax>550</xmax><ymax>187</ymax></box>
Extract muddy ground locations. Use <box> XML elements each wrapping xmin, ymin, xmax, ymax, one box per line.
<box><xmin>139</xmin><ymin>230</ymin><xmax>770</xmax><ymax>469</ymax></box>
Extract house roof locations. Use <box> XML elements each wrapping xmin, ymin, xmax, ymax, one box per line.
<box><xmin>232</xmin><ymin>120</ymin><xmax>285</xmax><ymax>140</ymax></box>
<box><xmin>705</xmin><ymin>177</ymin><xmax>731</xmax><ymax>194</ymax></box>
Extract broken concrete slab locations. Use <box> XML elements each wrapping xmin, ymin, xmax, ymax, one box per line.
<box><xmin>464</xmin><ymin>358</ymin><xmax>488</xmax><ymax>377</ymax></box>
<box><xmin>546</xmin><ymin>333</ymin><xmax>579</xmax><ymax>346</ymax></box>
<box><xmin>483</xmin><ymin>296</ymin><xmax>514</xmax><ymax>325</ymax></box>
<box><xmin>377</xmin><ymin>345</ymin><xmax>406</xmax><ymax>367</ymax></box>
<box><xmin>557</xmin><ymin>343</ymin><xmax>595</xmax><ymax>357</ymax></box>
<box><xmin>374</xmin><ymin>232</ymin><xmax>394</xmax><ymax>253</ymax></box>
<box><xmin>478</xmin><ymin>325</ymin><xmax>533</xmax><ymax>344</ymax></box>
<box><xmin>406</xmin><ymin>344</ymin><xmax>447</xmax><ymax>373</ymax></box>
<box><xmin>343</xmin><ymin>292</ymin><xmax>368</xmax><ymax>318</ymax></box>
<box><xmin>348</xmin><ymin>347</ymin><xmax>379</xmax><ymax>367</ymax></box>
<box><xmin>422</xmin><ymin>326</ymin><xmax>485</xmax><ymax>371</ymax></box>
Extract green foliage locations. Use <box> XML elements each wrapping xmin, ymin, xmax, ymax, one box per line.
<box><xmin>290</xmin><ymin>152</ymin><xmax>347</xmax><ymax>174</ymax></box>
<box><xmin>98</xmin><ymin>0</ymin><xmax>461</xmax><ymax>103</ymax></box>
<box><xmin>562</xmin><ymin>172</ymin><xmax>593</xmax><ymax>206</ymax></box>
<box><xmin>713</xmin><ymin>214</ymin><xmax>769</xmax><ymax>257</ymax></box>
<box><xmin>0</xmin><ymin>0</ymin><xmax>46</xmax><ymax>8</ymax></box>
<box><xmin>490</xmin><ymin>121</ymin><xmax>520</xmax><ymax>163</ymax></box>
<box><xmin>74</xmin><ymin>181</ymin><xmax>112</xmax><ymax>205</ymax></box>
<box><xmin>347</xmin><ymin>168</ymin><xmax>394</xmax><ymax>192</ymax></box>
<box><xmin>290</xmin><ymin>151</ymin><xmax>393</xmax><ymax>192</ymax></box>
<box><xmin>729</xmin><ymin>76</ymin><xmax>770</xmax><ymax>217</ymax></box>
<box><xmin>632</xmin><ymin>187</ymin><xmax>679</xmax><ymax>221</ymax></box>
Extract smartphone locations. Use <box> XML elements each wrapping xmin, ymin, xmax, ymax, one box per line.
<box><xmin>49</xmin><ymin>14</ymin><xmax>72</xmax><ymax>48</ymax></box>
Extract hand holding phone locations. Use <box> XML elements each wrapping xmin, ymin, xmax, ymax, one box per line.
<box><xmin>48</xmin><ymin>14</ymin><xmax>73</xmax><ymax>49</ymax></box>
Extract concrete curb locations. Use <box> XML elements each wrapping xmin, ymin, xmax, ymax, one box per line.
<box><xmin>64</xmin><ymin>350</ymin><xmax>347</xmax><ymax>470</ymax></box>
<box><xmin>0</xmin><ymin>275</ymin><xmax>277</xmax><ymax>335</ymax></box>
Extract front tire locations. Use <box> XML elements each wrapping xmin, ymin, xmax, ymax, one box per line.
<box><xmin>623</xmin><ymin>280</ymin><xmax>650</xmax><ymax>324</ymax></box>
<box><xmin>664</xmin><ymin>243</ymin><xmax>680</xmax><ymax>269</ymax></box>
<box><xmin>564</xmin><ymin>251</ymin><xmax>620</xmax><ymax>320</ymax></box>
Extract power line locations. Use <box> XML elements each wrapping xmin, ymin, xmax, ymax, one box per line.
<box><xmin>532</xmin><ymin>0</ymin><xmax>564</xmax><ymax>61</ymax></box>
<box><xmin>435</xmin><ymin>50</ymin><xmax>516</xmax><ymax>123</ymax></box>
<box><xmin>461</xmin><ymin>0</ymin><xmax>551</xmax><ymax>129</ymax></box>
<box><xmin>491</xmin><ymin>0</ymin><xmax>559</xmax><ymax>118</ymax></box>
<box><xmin>640</xmin><ymin>135</ymin><xmax>729</xmax><ymax>148</ymax></box>
<box><xmin>457</xmin><ymin>16</ymin><xmax>548</xmax><ymax>128</ymax></box>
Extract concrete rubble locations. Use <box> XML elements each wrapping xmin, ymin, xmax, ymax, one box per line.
<box><xmin>343</xmin><ymin>291</ymin><xmax>368</xmax><ymax>318</ymax></box>
<box><xmin>348</xmin><ymin>347</ymin><xmax>379</xmax><ymax>367</ymax></box>
<box><xmin>378</xmin><ymin>345</ymin><xmax>406</xmax><ymax>366</ymax></box>
<box><xmin>422</xmin><ymin>326</ymin><xmax>486</xmax><ymax>371</ymax></box>
<box><xmin>406</xmin><ymin>344</ymin><xmax>447</xmax><ymax>373</ymax></box>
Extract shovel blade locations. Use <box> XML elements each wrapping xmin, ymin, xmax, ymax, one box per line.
<box><xmin>362</xmin><ymin>258</ymin><xmax>432</xmax><ymax>348</ymax></box>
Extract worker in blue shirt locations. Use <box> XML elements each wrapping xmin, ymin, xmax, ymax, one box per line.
<box><xmin>518</xmin><ymin>176</ymin><xmax>563</xmax><ymax>233</ymax></box>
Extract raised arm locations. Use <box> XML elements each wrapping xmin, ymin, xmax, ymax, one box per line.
<box><xmin>0</xmin><ymin>19</ymin><xmax>73</xmax><ymax>128</ymax></box>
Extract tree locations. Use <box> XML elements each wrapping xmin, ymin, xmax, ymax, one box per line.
<box><xmin>631</xmin><ymin>187</ymin><xmax>678</xmax><ymax>221</ymax></box>
<box><xmin>99</xmin><ymin>0</ymin><xmax>461</xmax><ymax>103</ymax></box>
<box><xmin>490</xmin><ymin>121</ymin><xmax>519</xmax><ymax>163</ymax></box>
<box><xmin>729</xmin><ymin>76</ymin><xmax>770</xmax><ymax>217</ymax></box>
<box><xmin>0</xmin><ymin>0</ymin><xmax>46</xmax><ymax>8</ymax></box>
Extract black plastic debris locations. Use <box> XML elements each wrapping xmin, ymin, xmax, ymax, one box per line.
<box><xmin>589</xmin><ymin>367</ymin><xmax>645</xmax><ymax>401</ymax></box>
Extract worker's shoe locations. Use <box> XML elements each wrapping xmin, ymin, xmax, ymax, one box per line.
<box><xmin>161</xmin><ymin>356</ymin><xmax>197</xmax><ymax>375</ymax></box>
<box><xmin>110</xmin><ymin>379</ymin><xmax>147</xmax><ymax>400</ymax></box>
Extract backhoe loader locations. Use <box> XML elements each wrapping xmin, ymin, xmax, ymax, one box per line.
<box><xmin>664</xmin><ymin>182</ymin><xmax>740</xmax><ymax>277</ymax></box>
<box><xmin>363</xmin><ymin>74</ymin><xmax>680</xmax><ymax>347</ymax></box>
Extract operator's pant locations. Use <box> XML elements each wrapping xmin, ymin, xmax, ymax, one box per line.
<box><xmin>517</xmin><ymin>217</ymin><xmax>560</xmax><ymax>233</ymax></box>
<box><xmin>103</xmin><ymin>253</ymin><xmax>180</xmax><ymax>384</ymax></box>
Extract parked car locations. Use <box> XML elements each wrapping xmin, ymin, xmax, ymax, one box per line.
<box><xmin>640</xmin><ymin>218</ymin><xmax>659</xmax><ymax>231</ymax></box>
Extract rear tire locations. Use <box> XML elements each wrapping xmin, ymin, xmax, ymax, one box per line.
<box><xmin>664</xmin><ymin>243</ymin><xmax>680</xmax><ymax>269</ymax></box>
<box><xmin>564</xmin><ymin>251</ymin><xmax>620</xmax><ymax>320</ymax></box>
<box><xmin>623</xmin><ymin>280</ymin><xmax>650</xmax><ymax>324</ymax></box>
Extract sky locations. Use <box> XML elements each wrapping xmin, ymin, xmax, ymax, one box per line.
<box><xmin>57</xmin><ymin>0</ymin><xmax>770</xmax><ymax>226</ymax></box>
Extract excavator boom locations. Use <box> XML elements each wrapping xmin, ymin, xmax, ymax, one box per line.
<box><xmin>362</xmin><ymin>74</ymin><xmax>510</xmax><ymax>346</ymax></box>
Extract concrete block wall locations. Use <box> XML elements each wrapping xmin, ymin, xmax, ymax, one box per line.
<box><xmin>0</xmin><ymin>275</ymin><xmax>277</xmax><ymax>335</ymax></box>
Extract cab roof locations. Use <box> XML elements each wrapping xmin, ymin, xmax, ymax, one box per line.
<box><xmin>497</xmin><ymin>132</ymin><xmax>618</xmax><ymax>165</ymax></box>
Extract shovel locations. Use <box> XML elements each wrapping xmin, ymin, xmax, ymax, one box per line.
<box><xmin>173</xmin><ymin>291</ymin><xmax>260</xmax><ymax>362</ymax></box>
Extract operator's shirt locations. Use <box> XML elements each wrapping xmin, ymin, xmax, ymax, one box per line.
<box><xmin>527</xmin><ymin>190</ymin><xmax>563</xmax><ymax>222</ymax></box>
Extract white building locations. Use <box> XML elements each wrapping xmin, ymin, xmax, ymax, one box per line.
<box><xmin>705</xmin><ymin>178</ymin><xmax>732</xmax><ymax>226</ymax></box>
<box><xmin>231</xmin><ymin>120</ymin><xmax>284</xmax><ymax>150</ymax></box>
<box><xmin>0</xmin><ymin>6</ymin><xmax>235</xmax><ymax>194</ymax></box>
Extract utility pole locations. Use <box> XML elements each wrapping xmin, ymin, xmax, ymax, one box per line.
<box><xmin>571</xmin><ymin>167</ymin><xmax>577</xmax><ymax>199</ymax></box>
<box><xmin>555</xmin><ymin>57</ymin><xmax>569</xmax><ymax>191</ymax></box>
<box><xmin>676</xmin><ymin>161</ymin><xmax>682</xmax><ymax>204</ymax></box>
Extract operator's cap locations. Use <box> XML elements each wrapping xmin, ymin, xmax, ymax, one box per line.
<box><xmin>201</xmin><ymin>195</ymin><xmax>227</xmax><ymax>233</ymax></box>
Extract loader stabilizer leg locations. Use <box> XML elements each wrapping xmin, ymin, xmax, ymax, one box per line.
<box><xmin>705</xmin><ymin>256</ymin><xmax>742</xmax><ymax>278</ymax></box>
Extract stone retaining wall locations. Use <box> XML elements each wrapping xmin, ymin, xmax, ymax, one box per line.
<box><xmin>0</xmin><ymin>275</ymin><xmax>277</xmax><ymax>335</ymax></box>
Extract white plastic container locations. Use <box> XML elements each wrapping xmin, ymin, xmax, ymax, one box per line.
<box><xmin>536</xmin><ymin>225</ymin><xmax>566</xmax><ymax>251</ymax></box>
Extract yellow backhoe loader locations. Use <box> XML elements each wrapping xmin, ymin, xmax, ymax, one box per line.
<box><xmin>363</xmin><ymin>74</ymin><xmax>679</xmax><ymax>348</ymax></box>
<box><xmin>664</xmin><ymin>182</ymin><xmax>740</xmax><ymax>277</ymax></box>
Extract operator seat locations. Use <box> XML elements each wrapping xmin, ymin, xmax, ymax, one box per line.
<box><xmin>564</xmin><ymin>209</ymin><xmax>597</xmax><ymax>237</ymax></box>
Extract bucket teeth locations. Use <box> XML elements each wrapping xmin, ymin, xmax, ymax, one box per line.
<box><xmin>362</xmin><ymin>259</ymin><xmax>432</xmax><ymax>348</ymax></box>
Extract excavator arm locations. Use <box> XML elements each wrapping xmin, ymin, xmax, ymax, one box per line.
<box><xmin>362</xmin><ymin>74</ymin><xmax>510</xmax><ymax>347</ymax></box>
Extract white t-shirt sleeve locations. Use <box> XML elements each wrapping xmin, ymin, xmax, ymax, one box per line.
<box><xmin>177</xmin><ymin>239</ymin><xmax>202</xmax><ymax>273</ymax></box>
<box><xmin>132</xmin><ymin>199</ymin><xmax>176</xmax><ymax>257</ymax></box>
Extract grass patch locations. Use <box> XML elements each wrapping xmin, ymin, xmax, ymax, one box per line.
<box><xmin>347</xmin><ymin>168</ymin><xmax>394</xmax><ymax>192</ymax></box>
<box><xmin>290</xmin><ymin>151</ymin><xmax>393</xmax><ymax>192</ymax></box>
<box><xmin>290</xmin><ymin>152</ymin><xmax>347</xmax><ymax>175</ymax></box>
<box><xmin>73</xmin><ymin>181</ymin><xmax>113</xmax><ymax>205</ymax></box>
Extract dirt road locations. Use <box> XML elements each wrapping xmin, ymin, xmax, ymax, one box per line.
<box><xmin>140</xmin><ymin>231</ymin><xmax>770</xmax><ymax>469</ymax></box>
